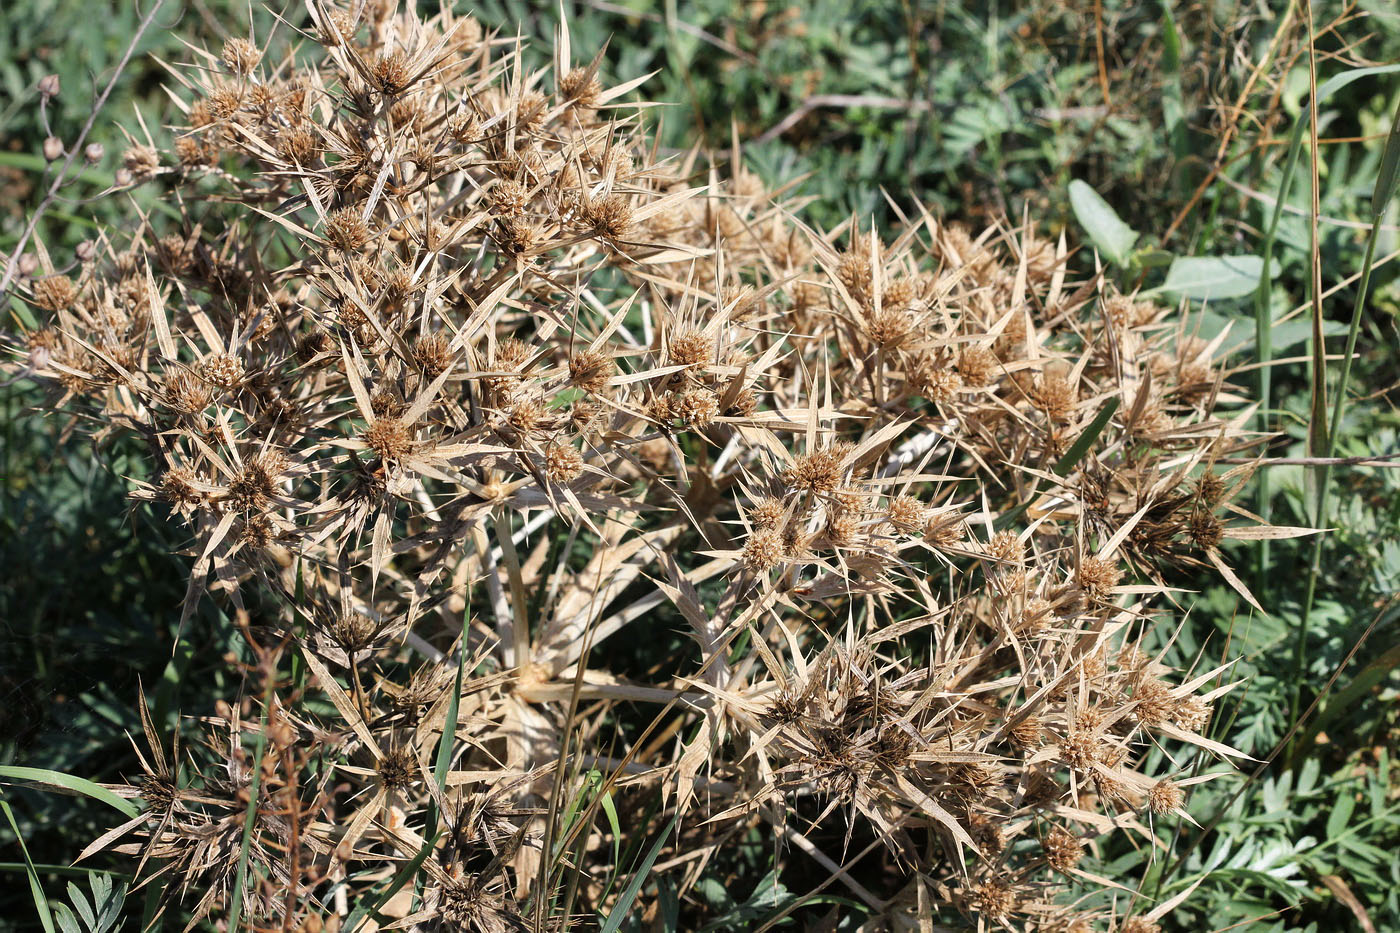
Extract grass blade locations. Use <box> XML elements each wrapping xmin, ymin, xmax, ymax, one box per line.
<box><xmin>0</xmin><ymin>767</ymin><xmax>140</xmax><ymax>819</ymax></box>
<box><xmin>600</xmin><ymin>810</ymin><xmax>679</xmax><ymax>933</ymax></box>
<box><xmin>1</xmin><ymin>790</ymin><xmax>56</xmax><ymax>933</ymax></box>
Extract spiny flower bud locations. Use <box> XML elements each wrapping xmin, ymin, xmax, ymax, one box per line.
<box><xmin>221</xmin><ymin>38</ymin><xmax>262</xmax><ymax>75</ymax></box>
<box><xmin>1043</xmin><ymin>826</ymin><xmax>1082</xmax><ymax>873</ymax></box>
<box><xmin>326</xmin><ymin>207</ymin><xmax>370</xmax><ymax>252</ymax></box>
<box><xmin>362</xmin><ymin>417</ymin><xmax>413</xmax><ymax>461</ymax></box>
<box><xmin>200</xmin><ymin>353</ymin><xmax>245</xmax><ymax>390</ymax></box>
<box><xmin>559</xmin><ymin>67</ymin><xmax>602</xmax><ymax>109</ymax></box>
<box><xmin>122</xmin><ymin>145</ymin><xmax>160</xmax><ymax>181</ymax></box>
<box><xmin>544</xmin><ymin>443</ymin><xmax>584</xmax><ymax>483</ymax></box>
<box><xmin>31</xmin><ymin>275</ymin><xmax>77</xmax><ymax>311</ymax></box>
<box><xmin>743</xmin><ymin>528</ymin><xmax>784</xmax><ymax>572</ymax></box>
<box><xmin>666</xmin><ymin>330</ymin><xmax>711</xmax><ymax>369</ymax></box>
<box><xmin>1147</xmin><ymin>779</ymin><xmax>1184</xmax><ymax>814</ymax></box>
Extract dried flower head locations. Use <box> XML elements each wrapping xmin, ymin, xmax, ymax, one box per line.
<box><xmin>362</xmin><ymin>417</ymin><xmax>413</xmax><ymax>460</ymax></box>
<box><xmin>221</xmin><ymin>38</ymin><xmax>262</xmax><ymax>75</ymax></box>
<box><xmin>32</xmin><ymin>275</ymin><xmax>78</xmax><ymax>311</ymax></box>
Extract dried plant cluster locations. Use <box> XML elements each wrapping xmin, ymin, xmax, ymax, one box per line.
<box><xmin>6</xmin><ymin>2</ymin><xmax>1284</xmax><ymax>930</ymax></box>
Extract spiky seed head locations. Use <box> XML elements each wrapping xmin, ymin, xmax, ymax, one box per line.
<box><xmin>912</xmin><ymin>359</ymin><xmax>963</xmax><ymax>404</ymax></box>
<box><xmin>159</xmin><ymin>467</ymin><xmax>203</xmax><ymax>509</ymax></box>
<box><xmin>1121</xmin><ymin>918</ymin><xmax>1162</xmax><ymax>933</ymax></box>
<box><xmin>320</xmin><ymin>9</ymin><xmax>357</xmax><ymax>45</ymax></box>
<box><xmin>749</xmin><ymin>497</ymin><xmax>786</xmax><ymax>530</ymax></box>
<box><xmin>1147</xmin><ymin>778</ymin><xmax>1184</xmax><ymax>814</ymax></box>
<box><xmin>1033</xmin><ymin>373</ymin><xmax>1077</xmax><ymax>421</ymax></box>
<box><xmin>1131</xmin><ymin>677</ymin><xmax>1176</xmax><ymax>727</ymax></box>
<box><xmin>986</xmin><ymin>530</ymin><xmax>1024</xmax><ymax>565</ymax></box>
<box><xmin>366</xmin><ymin>383</ymin><xmax>406</xmax><ymax>417</ymax></box>
<box><xmin>968</xmin><ymin>812</ymin><xmax>1005</xmax><ymax>856</ymax></box>
<box><xmin>1009</xmin><ymin>714</ymin><xmax>1044</xmax><ymax>750</ymax></box>
<box><xmin>438</xmin><ymin>876</ymin><xmax>508</xmax><ymax>930</ymax></box>
<box><xmin>559</xmin><ymin>67</ymin><xmax>602</xmax><ymax>108</ymax></box>
<box><xmin>507</xmin><ymin>398</ymin><xmax>547</xmax><ymax>434</ymax></box>
<box><xmin>326</xmin><ymin>207</ymin><xmax>370</xmax><ymax>252</ymax></box>
<box><xmin>1061</xmin><ymin>726</ymin><xmax>1098</xmax><ymax>772</ymax></box>
<box><xmin>1020</xmin><ymin>596</ymin><xmax>1056</xmax><ymax>633</ymax></box>
<box><xmin>864</xmin><ymin>309</ymin><xmax>914</xmax><ymax>350</ymax></box>
<box><xmin>970</xmin><ymin>879</ymin><xmax>1016</xmax><ymax>917</ymax></box>
<box><xmin>568</xmin><ymin>348</ymin><xmax>615</xmax><ymax>392</ymax></box>
<box><xmin>411</xmin><ymin>333</ymin><xmax>453</xmax><ymax>378</ymax></box>
<box><xmin>823</xmin><ymin>513</ymin><xmax>861</xmax><ymax>549</ymax></box>
<box><xmin>174</xmin><ymin>137</ymin><xmax>211</xmax><ymax>168</ymax></box>
<box><xmin>742</xmin><ymin>528</ymin><xmax>784</xmax><ymax>571</ymax></box>
<box><xmin>489</xmin><ymin>179</ymin><xmax>530</xmax><ymax>216</ymax></box>
<box><xmin>122</xmin><ymin>144</ymin><xmax>160</xmax><ymax>180</ymax></box>
<box><xmin>924</xmin><ymin>511</ymin><xmax>966</xmax><ymax>548</ymax></box>
<box><xmin>362</xmin><ymin>417</ymin><xmax>412</xmax><ymax>460</ymax></box>
<box><xmin>784</xmin><ymin>445</ymin><xmax>849</xmax><ymax>495</ymax></box>
<box><xmin>296</xmin><ymin>330</ymin><xmax>334</xmax><ymax>364</ymax></box>
<box><xmin>331</xmin><ymin>611</ymin><xmax>379</xmax><ymax>654</ymax></box>
<box><xmin>725</xmin><ymin>387</ymin><xmax>759</xmax><ymax>417</ymax></box>
<box><xmin>666</xmin><ymin>330</ymin><xmax>711</xmax><ymax>369</ymax></box>
<box><xmin>165</xmin><ymin>371</ymin><xmax>213</xmax><ymax>415</ymax></box>
<box><xmin>1196</xmin><ymin>470</ymin><xmax>1226</xmax><ymax>505</ymax></box>
<box><xmin>1188</xmin><ymin>507</ymin><xmax>1223</xmax><ymax>550</ymax></box>
<box><xmin>221</xmin><ymin>38</ymin><xmax>261</xmax><ymax>75</ymax></box>
<box><xmin>200</xmin><ymin>353</ymin><xmax>245</xmax><ymax>390</ymax></box>
<box><xmin>957</xmin><ymin>346</ymin><xmax>999</xmax><ymax>386</ymax></box>
<box><xmin>1044</xmin><ymin>826</ymin><xmax>1082</xmax><ymax>873</ymax></box>
<box><xmin>377</xmin><ymin>747</ymin><xmax>416</xmax><ymax>790</ymax></box>
<box><xmin>1172</xmin><ymin>695</ymin><xmax>1211</xmax><ymax>731</ymax></box>
<box><xmin>32</xmin><ymin>275</ymin><xmax>77</xmax><ymax>311</ymax></box>
<box><xmin>582</xmin><ymin>192</ymin><xmax>632</xmax><ymax>238</ymax></box>
<box><xmin>495</xmin><ymin>218</ymin><xmax>540</xmax><ymax>254</ymax></box>
<box><xmin>227</xmin><ymin>452</ymin><xmax>285</xmax><ymax>512</ymax></box>
<box><xmin>676</xmin><ymin>388</ymin><xmax>718</xmax><ymax>428</ymax></box>
<box><xmin>278</xmin><ymin>127</ymin><xmax>318</xmax><ymax>165</ymax></box>
<box><xmin>545</xmin><ymin>443</ymin><xmax>583</xmax><ymax>483</ymax></box>
<box><xmin>836</xmin><ymin>251</ymin><xmax>872</xmax><ymax>300</ymax></box>
<box><xmin>372</xmin><ymin>52</ymin><xmax>411</xmax><ymax>95</ymax></box>
<box><xmin>517</xmin><ymin>89</ymin><xmax>548</xmax><ymax>126</ymax></box>
<box><xmin>156</xmin><ymin>235</ymin><xmax>193</xmax><ymax>275</ymax></box>
<box><xmin>1076</xmin><ymin>555</ymin><xmax>1122</xmax><ymax>600</ymax></box>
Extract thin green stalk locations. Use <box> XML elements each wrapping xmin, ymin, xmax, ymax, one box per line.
<box><xmin>1253</xmin><ymin>108</ymin><xmax>1308</xmax><ymax>588</ymax></box>
<box><xmin>1289</xmin><ymin>85</ymin><xmax>1400</xmax><ymax>725</ymax></box>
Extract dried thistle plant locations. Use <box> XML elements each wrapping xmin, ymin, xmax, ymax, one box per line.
<box><xmin>2</xmin><ymin>2</ymin><xmax>1303</xmax><ymax>929</ymax></box>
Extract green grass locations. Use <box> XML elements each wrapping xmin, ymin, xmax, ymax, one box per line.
<box><xmin>3</xmin><ymin>1</ymin><xmax>1400</xmax><ymax>930</ymax></box>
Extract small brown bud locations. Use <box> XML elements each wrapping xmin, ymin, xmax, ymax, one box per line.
<box><xmin>83</xmin><ymin>143</ymin><xmax>104</xmax><ymax>164</ymax></box>
<box><xmin>43</xmin><ymin>136</ymin><xmax>64</xmax><ymax>162</ymax></box>
<box><xmin>75</xmin><ymin>240</ymin><xmax>97</xmax><ymax>263</ymax></box>
<box><xmin>38</xmin><ymin>75</ymin><xmax>61</xmax><ymax>100</ymax></box>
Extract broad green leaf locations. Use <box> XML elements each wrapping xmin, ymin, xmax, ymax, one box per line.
<box><xmin>1159</xmin><ymin>255</ymin><xmax>1274</xmax><ymax>301</ymax></box>
<box><xmin>1068</xmin><ymin>179</ymin><xmax>1138</xmax><ymax>266</ymax></box>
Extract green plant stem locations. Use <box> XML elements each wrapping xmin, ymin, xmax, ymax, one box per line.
<box><xmin>1253</xmin><ymin>112</ymin><xmax>1307</xmax><ymax>589</ymax></box>
<box><xmin>1289</xmin><ymin>212</ymin><xmax>1382</xmax><ymax>727</ymax></box>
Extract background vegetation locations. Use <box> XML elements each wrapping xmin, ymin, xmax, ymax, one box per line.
<box><xmin>2</xmin><ymin>0</ymin><xmax>1399</xmax><ymax>930</ymax></box>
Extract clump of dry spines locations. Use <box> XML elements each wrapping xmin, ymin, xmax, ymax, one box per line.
<box><xmin>6</xmin><ymin>2</ymin><xmax>1267</xmax><ymax>929</ymax></box>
